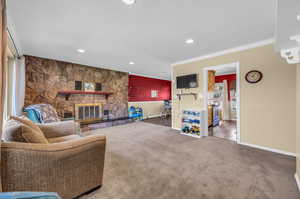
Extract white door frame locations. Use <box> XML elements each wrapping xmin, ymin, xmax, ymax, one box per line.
<box><xmin>203</xmin><ymin>62</ymin><xmax>241</xmax><ymax>143</ymax></box>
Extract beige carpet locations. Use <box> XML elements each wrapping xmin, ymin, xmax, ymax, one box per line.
<box><xmin>80</xmin><ymin>122</ymin><xmax>300</xmax><ymax>199</ymax></box>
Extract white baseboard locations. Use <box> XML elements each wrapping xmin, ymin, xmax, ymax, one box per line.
<box><xmin>145</xmin><ymin>114</ymin><xmax>163</xmax><ymax>119</ymax></box>
<box><xmin>238</xmin><ymin>142</ymin><xmax>296</xmax><ymax>157</ymax></box>
<box><xmin>172</xmin><ymin>127</ymin><xmax>181</xmax><ymax>131</ymax></box>
<box><xmin>295</xmin><ymin>173</ymin><xmax>300</xmax><ymax>192</ymax></box>
<box><xmin>169</xmin><ymin>129</ymin><xmax>296</xmax><ymax>157</ymax></box>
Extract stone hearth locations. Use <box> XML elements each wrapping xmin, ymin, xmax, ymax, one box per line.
<box><xmin>25</xmin><ymin>56</ymin><xmax>129</xmax><ymax>120</ymax></box>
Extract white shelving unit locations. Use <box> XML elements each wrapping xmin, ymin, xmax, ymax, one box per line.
<box><xmin>181</xmin><ymin>110</ymin><xmax>206</xmax><ymax>138</ymax></box>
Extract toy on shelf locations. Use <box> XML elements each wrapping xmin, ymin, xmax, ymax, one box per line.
<box><xmin>191</xmin><ymin>126</ymin><xmax>200</xmax><ymax>135</ymax></box>
<box><xmin>129</xmin><ymin>106</ymin><xmax>144</xmax><ymax>121</ymax></box>
<box><xmin>181</xmin><ymin>110</ymin><xmax>206</xmax><ymax>138</ymax></box>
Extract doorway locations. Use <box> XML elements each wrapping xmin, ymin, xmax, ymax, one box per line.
<box><xmin>203</xmin><ymin>62</ymin><xmax>240</xmax><ymax>142</ymax></box>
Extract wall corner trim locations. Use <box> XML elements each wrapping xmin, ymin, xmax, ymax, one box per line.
<box><xmin>171</xmin><ymin>38</ymin><xmax>275</xmax><ymax>66</ymax></box>
<box><xmin>238</xmin><ymin>142</ymin><xmax>296</xmax><ymax>157</ymax></box>
<box><xmin>295</xmin><ymin>173</ymin><xmax>300</xmax><ymax>192</ymax></box>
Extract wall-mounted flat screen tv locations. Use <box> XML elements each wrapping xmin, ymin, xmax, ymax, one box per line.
<box><xmin>176</xmin><ymin>74</ymin><xmax>198</xmax><ymax>89</ymax></box>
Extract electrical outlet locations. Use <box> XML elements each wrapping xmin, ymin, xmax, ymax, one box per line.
<box><xmin>290</xmin><ymin>35</ymin><xmax>300</xmax><ymax>43</ymax></box>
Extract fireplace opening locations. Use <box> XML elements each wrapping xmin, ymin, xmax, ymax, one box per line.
<box><xmin>75</xmin><ymin>103</ymin><xmax>102</xmax><ymax>121</ymax></box>
<box><xmin>103</xmin><ymin>109</ymin><xmax>110</xmax><ymax>120</ymax></box>
<box><xmin>63</xmin><ymin>112</ymin><xmax>73</xmax><ymax>119</ymax></box>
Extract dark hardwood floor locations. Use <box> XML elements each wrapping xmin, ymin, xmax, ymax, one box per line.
<box><xmin>209</xmin><ymin>120</ymin><xmax>237</xmax><ymax>141</ymax></box>
<box><xmin>142</xmin><ymin>116</ymin><xmax>171</xmax><ymax>127</ymax></box>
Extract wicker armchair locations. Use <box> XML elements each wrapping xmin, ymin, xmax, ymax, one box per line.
<box><xmin>1</xmin><ymin>120</ymin><xmax>106</xmax><ymax>199</ymax></box>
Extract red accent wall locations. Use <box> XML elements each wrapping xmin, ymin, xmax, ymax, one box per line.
<box><xmin>215</xmin><ymin>74</ymin><xmax>236</xmax><ymax>100</ymax></box>
<box><xmin>128</xmin><ymin>75</ymin><xmax>171</xmax><ymax>102</ymax></box>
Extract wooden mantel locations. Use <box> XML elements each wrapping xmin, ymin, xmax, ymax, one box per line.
<box><xmin>57</xmin><ymin>91</ymin><xmax>113</xmax><ymax>100</ymax></box>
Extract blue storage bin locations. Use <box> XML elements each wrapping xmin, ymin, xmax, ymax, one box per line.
<box><xmin>0</xmin><ymin>192</ymin><xmax>60</xmax><ymax>199</ymax></box>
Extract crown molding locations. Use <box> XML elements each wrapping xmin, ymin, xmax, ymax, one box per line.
<box><xmin>129</xmin><ymin>72</ymin><xmax>171</xmax><ymax>81</ymax></box>
<box><xmin>171</xmin><ymin>38</ymin><xmax>275</xmax><ymax>66</ymax></box>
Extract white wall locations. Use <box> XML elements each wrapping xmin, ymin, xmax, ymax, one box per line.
<box><xmin>128</xmin><ymin>101</ymin><xmax>164</xmax><ymax>119</ymax></box>
<box><xmin>172</xmin><ymin>44</ymin><xmax>296</xmax><ymax>154</ymax></box>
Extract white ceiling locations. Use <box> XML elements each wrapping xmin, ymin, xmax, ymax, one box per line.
<box><xmin>8</xmin><ymin>0</ymin><xmax>276</xmax><ymax>80</ymax></box>
<box><xmin>275</xmin><ymin>0</ymin><xmax>300</xmax><ymax>51</ymax></box>
<box><xmin>215</xmin><ymin>66</ymin><xmax>236</xmax><ymax>76</ymax></box>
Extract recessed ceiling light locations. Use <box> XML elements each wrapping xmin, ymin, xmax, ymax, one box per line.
<box><xmin>297</xmin><ymin>15</ymin><xmax>300</xmax><ymax>21</ymax></box>
<box><xmin>122</xmin><ymin>0</ymin><xmax>135</xmax><ymax>5</ymax></box>
<box><xmin>129</xmin><ymin>61</ymin><xmax>135</xmax><ymax>65</ymax></box>
<box><xmin>77</xmin><ymin>49</ymin><xmax>85</xmax><ymax>53</ymax></box>
<box><xmin>185</xmin><ymin>39</ymin><xmax>194</xmax><ymax>44</ymax></box>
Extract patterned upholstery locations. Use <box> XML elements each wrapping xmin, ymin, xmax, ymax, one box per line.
<box><xmin>25</xmin><ymin>104</ymin><xmax>60</xmax><ymax>123</ymax></box>
<box><xmin>3</xmin><ymin>119</ymin><xmax>77</xmax><ymax>143</ymax></box>
<box><xmin>3</xmin><ymin>116</ymin><xmax>28</xmax><ymax>142</ymax></box>
<box><xmin>1</xmin><ymin>119</ymin><xmax>106</xmax><ymax>199</ymax></box>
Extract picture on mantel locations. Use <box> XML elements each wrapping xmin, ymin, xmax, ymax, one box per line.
<box><xmin>84</xmin><ymin>82</ymin><xmax>95</xmax><ymax>91</ymax></box>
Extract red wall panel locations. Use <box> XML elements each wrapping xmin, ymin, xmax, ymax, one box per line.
<box><xmin>215</xmin><ymin>74</ymin><xmax>236</xmax><ymax>83</ymax></box>
<box><xmin>128</xmin><ymin>75</ymin><xmax>171</xmax><ymax>102</ymax></box>
<box><xmin>215</xmin><ymin>74</ymin><xmax>236</xmax><ymax>100</ymax></box>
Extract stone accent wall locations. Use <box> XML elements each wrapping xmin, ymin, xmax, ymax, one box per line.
<box><xmin>25</xmin><ymin>56</ymin><xmax>128</xmax><ymax>119</ymax></box>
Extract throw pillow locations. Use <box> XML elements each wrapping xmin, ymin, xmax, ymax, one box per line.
<box><xmin>10</xmin><ymin>116</ymin><xmax>49</xmax><ymax>144</ymax></box>
<box><xmin>10</xmin><ymin>116</ymin><xmax>42</xmax><ymax>133</ymax></box>
<box><xmin>21</xmin><ymin>124</ymin><xmax>49</xmax><ymax>144</ymax></box>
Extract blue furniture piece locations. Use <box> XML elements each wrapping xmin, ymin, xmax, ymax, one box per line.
<box><xmin>162</xmin><ymin>100</ymin><xmax>171</xmax><ymax>118</ymax></box>
<box><xmin>163</xmin><ymin>100</ymin><xmax>171</xmax><ymax>109</ymax></box>
<box><xmin>0</xmin><ymin>192</ymin><xmax>60</xmax><ymax>199</ymax></box>
<box><xmin>128</xmin><ymin>106</ymin><xmax>143</xmax><ymax>120</ymax></box>
<box><xmin>24</xmin><ymin>104</ymin><xmax>60</xmax><ymax>124</ymax></box>
<box><xmin>24</xmin><ymin>108</ymin><xmax>41</xmax><ymax>123</ymax></box>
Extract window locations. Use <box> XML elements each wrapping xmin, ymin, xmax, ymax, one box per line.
<box><xmin>151</xmin><ymin>90</ymin><xmax>158</xmax><ymax>98</ymax></box>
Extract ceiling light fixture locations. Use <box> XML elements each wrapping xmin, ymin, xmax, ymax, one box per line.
<box><xmin>129</xmin><ymin>61</ymin><xmax>135</xmax><ymax>65</ymax></box>
<box><xmin>185</xmin><ymin>39</ymin><xmax>194</xmax><ymax>44</ymax></box>
<box><xmin>77</xmin><ymin>49</ymin><xmax>85</xmax><ymax>53</ymax></box>
<box><xmin>122</xmin><ymin>0</ymin><xmax>136</xmax><ymax>5</ymax></box>
<box><xmin>297</xmin><ymin>15</ymin><xmax>300</xmax><ymax>21</ymax></box>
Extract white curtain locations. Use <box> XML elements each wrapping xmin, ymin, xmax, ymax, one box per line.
<box><xmin>222</xmin><ymin>80</ymin><xmax>231</xmax><ymax>120</ymax></box>
<box><xmin>11</xmin><ymin>56</ymin><xmax>25</xmax><ymax>116</ymax></box>
<box><xmin>3</xmin><ymin>57</ymin><xmax>14</xmax><ymax>119</ymax></box>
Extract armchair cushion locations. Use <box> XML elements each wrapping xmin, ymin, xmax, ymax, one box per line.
<box><xmin>3</xmin><ymin>119</ymin><xmax>78</xmax><ymax>143</ymax></box>
<box><xmin>10</xmin><ymin>116</ymin><xmax>42</xmax><ymax>133</ymax></box>
<box><xmin>21</xmin><ymin>125</ymin><xmax>49</xmax><ymax>144</ymax></box>
<box><xmin>9</xmin><ymin>116</ymin><xmax>49</xmax><ymax>144</ymax></box>
<box><xmin>48</xmin><ymin>135</ymin><xmax>81</xmax><ymax>143</ymax></box>
<box><xmin>37</xmin><ymin>120</ymin><xmax>77</xmax><ymax>138</ymax></box>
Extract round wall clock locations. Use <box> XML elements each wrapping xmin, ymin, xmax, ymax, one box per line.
<box><xmin>245</xmin><ymin>70</ymin><xmax>263</xmax><ymax>84</ymax></box>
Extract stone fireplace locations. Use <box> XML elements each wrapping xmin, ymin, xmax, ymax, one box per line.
<box><xmin>24</xmin><ymin>56</ymin><xmax>129</xmax><ymax>121</ymax></box>
<box><xmin>75</xmin><ymin>103</ymin><xmax>102</xmax><ymax>121</ymax></box>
